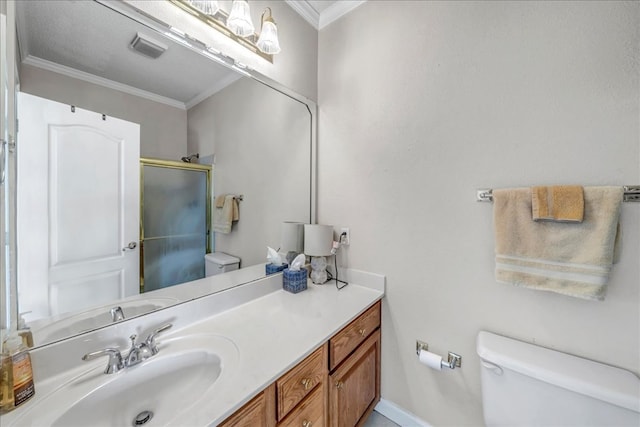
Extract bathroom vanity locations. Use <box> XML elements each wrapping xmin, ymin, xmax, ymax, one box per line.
<box><xmin>221</xmin><ymin>301</ymin><xmax>381</xmax><ymax>427</ymax></box>
<box><xmin>0</xmin><ymin>270</ymin><xmax>384</xmax><ymax>426</ymax></box>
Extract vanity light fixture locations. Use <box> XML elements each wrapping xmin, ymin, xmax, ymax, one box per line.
<box><xmin>256</xmin><ymin>8</ymin><xmax>281</xmax><ymax>54</ymax></box>
<box><xmin>170</xmin><ymin>0</ymin><xmax>281</xmax><ymax>62</ymax></box>
<box><xmin>227</xmin><ymin>0</ymin><xmax>255</xmax><ymax>37</ymax></box>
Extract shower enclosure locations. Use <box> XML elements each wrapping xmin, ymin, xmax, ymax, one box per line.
<box><xmin>140</xmin><ymin>158</ymin><xmax>211</xmax><ymax>293</ymax></box>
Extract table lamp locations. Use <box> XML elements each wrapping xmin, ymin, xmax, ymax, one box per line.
<box><xmin>303</xmin><ymin>224</ymin><xmax>333</xmax><ymax>284</ymax></box>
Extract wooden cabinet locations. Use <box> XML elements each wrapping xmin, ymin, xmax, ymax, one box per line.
<box><xmin>328</xmin><ymin>301</ymin><xmax>381</xmax><ymax>427</ymax></box>
<box><xmin>277</xmin><ymin>345</ymin><xmax>327</xmax><ymax>421</ymax></box>
<box><xmin>221</xmin><ymin>300</ymin><xmax>381</xmax><ymax>427</ymax></box>
<box><xmin>329</xmin><ymin>302</ymin><xmax>381</xmax><ymax>371</ymax></box>
<box><xmin>219</xmin><ymin>384</ymin><xmax>276</xmax><ymax>427</ymax></box>
<box><xmin>279</xmin><ymin>383</ymin><xmax>325</xmax><ymax>427</ymax></box>
<box><xmin>328</xmin><ymin>331</ymin><xmax>380</xmax><ymax>427</ymax></box>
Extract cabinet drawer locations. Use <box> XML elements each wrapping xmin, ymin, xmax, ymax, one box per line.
<box><xmin>277</xmin><ymin>345</ymin><xmax>326</xmax><ymax>420</ymax></box>
<box><xmin>278</xmin><ymin>384</ymin><xmax>324</xmax><ymax>427</ymax></box>
<box><xmin>329</xmin><ymin>301</ymin><xmax>380</xmax><ymax>370</ymax></box>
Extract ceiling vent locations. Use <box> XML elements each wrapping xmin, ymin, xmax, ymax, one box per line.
<box><xmin>130</xmin><ymin>32</ymin><xmax>168</xmax><ymax>59</ymax></box>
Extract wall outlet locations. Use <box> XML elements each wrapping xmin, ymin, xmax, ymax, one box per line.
<box><xmin>340</xmin><ymin>228</ymin><xmax>350</xmax><ymax>246</ymax></box>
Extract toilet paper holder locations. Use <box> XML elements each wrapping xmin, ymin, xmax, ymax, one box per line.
<box><xmin>416</xmin><ymin>340</ymin><xmax>462</xmax><ymax>369</ymax></box>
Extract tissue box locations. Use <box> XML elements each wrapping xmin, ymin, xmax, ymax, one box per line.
<box><xmin>266</xmin><ymin>263</ymin><xmax>287</xmax><ymax>275</ymax></box>
<box><xmin>282</xmin><ymin>268</ymin><xmax>308</xmax><ymax>294</ymax></box>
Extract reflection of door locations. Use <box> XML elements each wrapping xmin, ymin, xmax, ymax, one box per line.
<box><xmin>140</xmin><ymin>159</ymin><xmax>211</xmax><ymax>293</ymax></box>
<box><xmin>17</xmin><ymin>92</ymin><xmax>140</xmax><ymax>319</ymax></box>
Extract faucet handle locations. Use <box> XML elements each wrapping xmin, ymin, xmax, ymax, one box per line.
<box><xmin>110</xmin><ymin>306</ymin><xmax>125</xmax><ymax>322</ymax></box>
<box><xmin>82</xmin><ymin>348</ymin><xmax>124</xmax><ymax>374</ymax></box>
<box><xmin>145</xmin><ymin>323</ymin><xmax>172</xmax><ymax>355</ymax></box>
<box><xmin>128</xmin><ymin>334</ymin><xmax>138</xmax><ymax>350</ymax></box>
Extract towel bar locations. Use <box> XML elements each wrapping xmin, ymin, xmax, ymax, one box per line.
<box><xmin>477</xmin><ymin>186</ymin><xmax>640</xmax><ymax>203</ymax></box>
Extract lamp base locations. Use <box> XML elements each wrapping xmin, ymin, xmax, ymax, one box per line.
<box><xmin>310</xmin><ymin>256</ymin><xmax>328</xmax><ymax>284</ymax></box>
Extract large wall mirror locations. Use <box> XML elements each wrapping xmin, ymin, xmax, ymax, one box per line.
<box><xmin>12</xmin><ymin>0</ymin><xmax>315</xmax><ymax>348</ymax></box>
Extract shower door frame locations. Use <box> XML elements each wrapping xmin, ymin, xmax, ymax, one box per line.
<box><xmin>139</xmin><ymin>158</ymin><xmax>212</xmax><ymax>293</ymax></box>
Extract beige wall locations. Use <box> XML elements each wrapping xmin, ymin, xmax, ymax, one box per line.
<box><xmin>188</xmin><ymin>77</ymin><xmax>311</xmax><ymax>266</ymax></box>
<box><xmin>19</xmin><ymin>64</ymin><xmax>187</xmax><ymax>160</ymax></box>
<box><xmin>318</xmin><ymin>1</ymin><xmax>639</xmax><ymax>425</ymax></box>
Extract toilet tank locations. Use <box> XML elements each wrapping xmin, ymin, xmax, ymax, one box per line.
<box><xmin>477</xmin><ymin>331</ymin><xmax>640</xmax><ymax>426</ymax></box>
<box><xmin>204</xmin><ymin>252</ymin><xmax>240</xmax><ymax>276</ymax></box>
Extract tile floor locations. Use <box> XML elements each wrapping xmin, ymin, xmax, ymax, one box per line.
<box><xmin>363</xmin><ymin>410</ymin><xmax>400</xmax><ymax>427</ymax></box>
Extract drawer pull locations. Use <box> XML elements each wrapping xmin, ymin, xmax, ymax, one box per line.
<box><xmin>301</xmin><ymin>378</ymin><xmax>313</xmax><ymax>390</ymax></box>
<box><xmin>358</xmin><ymin>328</ymin><xmax>366</xmax><ymax>337</ymax></box>
<box><xmin>302</xmin><ymin>421</ymin><xmax>312</xmax><ymax>427</ymax></box>
<box><xmin>335</xmin><ymin>380</ymin><xmax>344</xmax><ymax>389</ymax></box>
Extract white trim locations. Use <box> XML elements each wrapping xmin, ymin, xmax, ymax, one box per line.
<box><xmin>318</xmin><ymin>1</ymin><xmax>366</xmax><ymax>29</ymax></box>
<box><xmin>284</xmin><ymin>0</ymin><xmax>320</xmax><ymax>30</ymax></box>
<box><xmin>185</xmin><ymin>73</ymin><xmax>242</xmax><ymax>109</ymax></box>
<box><xmin>374</xmin><ymin>398</ymin><xmax>432</xmax><ymax>427</ymax></box>
<box><xmin>284</xmin><ymin>1</ymin><xmax>367</xmax><ymax>30</ymax></box>
<box><xmin>22</xmin><ymin>56</ymin><xmax>186</xmax><ymax>110</ymax></box>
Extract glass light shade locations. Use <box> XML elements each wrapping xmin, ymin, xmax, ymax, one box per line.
<box><xmin>201</xmin><ymin>0</ymin><xmax>220</xmax><ymax>16</ymax></box>
<box><xmin>189</xmin><ymin>0</ymin><xmax>219</xmax><ymax>16</ymax></box>
<box><xmin>256</xmin><ymin>20</ymin><xmax>280</xmax><ymax>54</ymax></box>
<box><xmin>227</xmin><ymin>0</ymin><xmax>255</xmax><ymax>37</ymax></box>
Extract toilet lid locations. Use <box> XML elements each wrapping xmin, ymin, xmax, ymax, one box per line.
<box><xmin>205</xmin><ymin>252</ymin><xmax>240</xmax><ymax>265</ymax></box>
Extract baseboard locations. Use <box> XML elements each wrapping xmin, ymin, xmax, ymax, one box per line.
<box><xmin>374</xmin><ymin>398</ymin><xmax>431</xmax><ymax>427</ymax></box>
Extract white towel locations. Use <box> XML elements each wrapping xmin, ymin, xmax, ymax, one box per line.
<box><xmin>493</xmin><ymin>186</ymin><xmax>623</xmax><ymax>301</ymax></box>
<box><xmin>213</xmin><ymin>195</ymin><xmax>239</xmax><ymax>234</ymax></box>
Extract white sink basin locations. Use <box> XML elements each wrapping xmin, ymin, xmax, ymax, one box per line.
<box><xmin>10</xmin><ymin>334</ymin><xmax>238</xmax><ymax>426</ymax></box>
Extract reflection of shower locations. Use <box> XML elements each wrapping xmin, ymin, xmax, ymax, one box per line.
<box><xmin>181</xmin><ymin>153</ymin><xmax>199</xmax><ymax>163</ymax></box>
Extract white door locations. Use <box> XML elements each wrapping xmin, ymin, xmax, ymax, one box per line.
<box><xmin>17</xmin><ymin>92</ymin><xmax>140</xmax><ymax>319</ymax></box>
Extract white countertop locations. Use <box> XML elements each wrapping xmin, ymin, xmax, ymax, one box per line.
<box><xmin>184</xmin><ymin>279</ymin><xmax>384</xmax><ymax>425</ymax></box>
<box><xmin>2</xmin><ymin>269</ymin><xmax>384</xmax><ymax>426</ymax></box>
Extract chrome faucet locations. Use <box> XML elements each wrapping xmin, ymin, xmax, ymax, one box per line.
<box><xmin>82</xmin><ymin>348</ymin><xmax>124</xmax><ymax>374</ymax></box>
<box><xmin>110</xmin><ymin>306</ymin><xmax>125</xmax><ymax>322</ymax></box>
<box><xmin>81</xmin><ymin>323</ymin><xmax>173</xmax><ymax>374</ymax></box>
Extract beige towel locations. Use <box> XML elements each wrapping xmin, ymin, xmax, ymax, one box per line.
<box><xmin>213</xmin><ymin>195</ymin><xmax>239</xmax><ymax>234</ymax></box>
<box><xmin>493</xmin><ymin>186</ymin><xmax>623</xmax><ymax>301</ymax></box>
<box><xmin>214</xmin><ymin>195</ymin><xmax>226</xmax><ymax>208</ymax></box>
<box><xmin>531</xmin><ymin>185</ymin><xmax>584</xmax><ymax>222</ymax></box>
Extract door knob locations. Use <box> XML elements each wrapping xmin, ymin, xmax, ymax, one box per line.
<box><xmin>122</xmin><ymin>241</ymin><xmax>137</xmax><ymax>251</ymax></box>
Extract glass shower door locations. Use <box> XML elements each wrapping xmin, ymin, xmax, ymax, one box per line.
<box><xmin>140</xmin><ymin>159</ymin><xmax>211</xmax><ymax>293</ymax></box>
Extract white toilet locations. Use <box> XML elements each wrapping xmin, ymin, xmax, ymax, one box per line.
<box><xmin>477</xmin><ymin>331</ymin><xmax>640</xmax><ymax>426</ymax></box>
<box><xmin>204</xmin><ymin>252</ymin><xmax>240</xmax><ymax>276</ymax></box>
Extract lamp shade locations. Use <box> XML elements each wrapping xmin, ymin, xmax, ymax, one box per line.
<box><xmin>304</xmin><ymin>224</ymin><xmax>333</xmax><ymax>256</ymax></box>
<box><xmin>227</xmin><ymin>0</ymin><xmax>255</xmax><ymax>37</ymax></box>
<box><xmin>281</xmin><ymin>222</ymin><xmax>304</xmax><ymax>253</ymax></box>
<box><xmin>256</xmin><ymin>17</ymin><xmax>280</xmax><ymax>54</ymax></box>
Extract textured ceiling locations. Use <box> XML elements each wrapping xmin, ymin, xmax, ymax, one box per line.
<box><xmin>15</xmin><ymin>1</ymin><xmax>238</xmax><ymax>107</ymax></box>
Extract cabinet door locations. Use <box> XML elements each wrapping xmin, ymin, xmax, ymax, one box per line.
<box><xmin>219</xmin><ymin>385</ymin><xmax>276</xmax><ymax>427</ymax></box>
<box><xmin>329</xmin><ymin>330</ymin><xmax>381</xmax><ymax>427</ymax></box>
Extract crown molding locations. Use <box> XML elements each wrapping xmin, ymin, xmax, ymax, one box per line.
<box><xmin>318</xmin><ymin>1</ymin><xmax>366</xmax><ymax>29</ymax></box>
<box><xmin>22</xmin><ymin>55</ymin><xmax>186</xmax><ymax>110</ymax></box>
<box><xmin>284</xmin><ymin>0</ymin><xmax>320</xmax><ymax>30</ymax></box>
<box><xmin>185</xmin><ymin>72</ymin><xmax>242</xmax><ymax>109</ymax></box>
<box><xmin>285</xmin><ymin>1</ymin><xmax>367</xmax><ymax>30</ymax></box>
